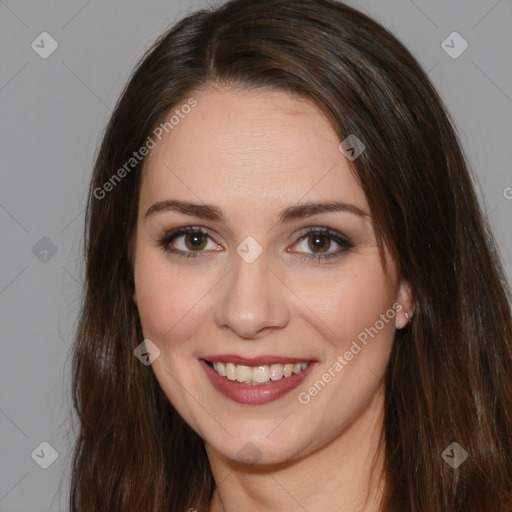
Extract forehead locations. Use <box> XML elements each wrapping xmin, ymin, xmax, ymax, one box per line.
<box><xmin>139</xmin><ymin>87</ymin><xmax>368</xmax><ymax>214</ymax></box>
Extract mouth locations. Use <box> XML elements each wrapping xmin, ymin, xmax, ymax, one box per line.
<box><xmin>199</xmin><ymin>357</ymin><xmax>316</xmax><ymax>405</ymax></box>
<box><xmin>204</xmin><ymin>360</ymin><xmax>310</xmax><ymax>385</ymax></box>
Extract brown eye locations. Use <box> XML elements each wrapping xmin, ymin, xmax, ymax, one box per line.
<box><xmin>290</xmin><ymin>227</ymin><xmax>353</xmax><ymax>262</ymax></box>
<box><xmin>158</xmin><ymin>226</ymin><xmax>220</xmax><ymax>259</ymax></box>
<box><xmin>183</xmin><ymin>232</ymin><xmax>208</xmax><ymax>251</ymax></box>
<box><xmin>307</xmin><ymin>234</ymin><xmax>331</xmax><ymax>253</ymax></box>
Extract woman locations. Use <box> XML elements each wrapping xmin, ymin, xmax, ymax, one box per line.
<box><xmin>69</xmin><ymin>0</ymin><xmax>512</xmax><ymax>510</ymax></box>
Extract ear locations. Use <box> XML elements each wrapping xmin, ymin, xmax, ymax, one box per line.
<box><xmin>395</xmin><ymin>279</ymin><xmax>415</xmax><ymax>330</ymax></box>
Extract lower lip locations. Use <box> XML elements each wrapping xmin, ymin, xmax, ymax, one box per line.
<box><xmin>200</xmin><ymin>360</ymin><xmax>316</xmax><ymax>405</ymax></box>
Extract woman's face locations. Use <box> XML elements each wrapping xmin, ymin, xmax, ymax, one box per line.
<box><xmin>133</xmin><ymin>87</ymin><xmax>412</xmax><ymax>465</ymax></box>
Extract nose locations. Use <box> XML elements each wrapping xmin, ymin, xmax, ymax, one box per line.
<box><xmin>213</xmin><ymin>253</ymin><xmax>291</xmax><ymax>340</ymax></box>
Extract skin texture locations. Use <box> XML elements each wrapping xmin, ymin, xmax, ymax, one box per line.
<box><xmin>132</xmin><ymin>87</ymin><xmax>414</xmax><ymax>512</ymax></box>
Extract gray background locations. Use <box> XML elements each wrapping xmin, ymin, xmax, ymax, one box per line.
<box><xmin>1</xmin><ymin>0</ymin><xmax>511</xmax><ymax>510</ymax></box>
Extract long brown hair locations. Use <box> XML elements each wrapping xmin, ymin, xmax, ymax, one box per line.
<box><xmin>69</xmin><ymin>0</ymin><xmax>512</xmax><ymax>510</ymax></box>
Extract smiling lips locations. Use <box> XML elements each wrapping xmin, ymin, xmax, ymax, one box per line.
<box><xmin>200</xmin><ymin>355</ymin><xmax>316</xmax><ymax>404</ymax></box>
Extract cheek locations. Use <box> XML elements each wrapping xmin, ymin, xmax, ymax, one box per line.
<box><xmin>288</xmin><ymin>262</ymin><xmax>396</xmax><ymax>440</ymax></box>
<box><xmin>291</xmin><ymin>257</ymin><xmax>397</xmax><ymax>353</ymax></box>
<box><xmin>134</xmin><ymin>247</ymin><xmax>201</xmax><ymax>344</ymax></box>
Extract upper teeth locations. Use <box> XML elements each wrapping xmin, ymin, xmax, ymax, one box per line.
<box><xmin>212</xmin><ymin>362</ymin><xmax>309</xmax><ymax>384</ymax></box>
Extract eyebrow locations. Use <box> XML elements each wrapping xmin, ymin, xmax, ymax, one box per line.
<box><xmin>144</xmin><ymin>199</ymin><xmax>370</xmax><ymax>223</ymax></box>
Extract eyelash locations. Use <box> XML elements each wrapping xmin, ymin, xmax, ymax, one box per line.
<box><xmin>157</xmin><ymin>226</ymin><xmax>353</xmax><ymax>262</ymax></box>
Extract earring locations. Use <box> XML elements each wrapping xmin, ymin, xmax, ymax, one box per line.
<box><xmin>404</xmin><ymin>312</ymin><xmax>411</xmax><ymax>323</ymax></box>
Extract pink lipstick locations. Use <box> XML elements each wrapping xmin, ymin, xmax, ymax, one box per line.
<box><xmin>199</xmin><ymin>357</ymin><xmax>316</xmax><ymax>405</ymax></box>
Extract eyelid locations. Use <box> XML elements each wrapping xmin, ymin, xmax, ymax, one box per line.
<box><xmin>158</xmin><ymin>225</ymin><xmax>221</xmax><ymax>252</ymax></box>
<box><xmin>288</xmin><ymin>227</ymin><xmax>353</xmax><ymax>259</ymax></box>
<box><xmin>295</xmin><ymin>226</ymin><xmax>352</xmax><ymax>246</ymax></box>
<box><xmin>158</xmin><ymin>225</ymin><xmax>353</xmax><ymax>261</ymax></box>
